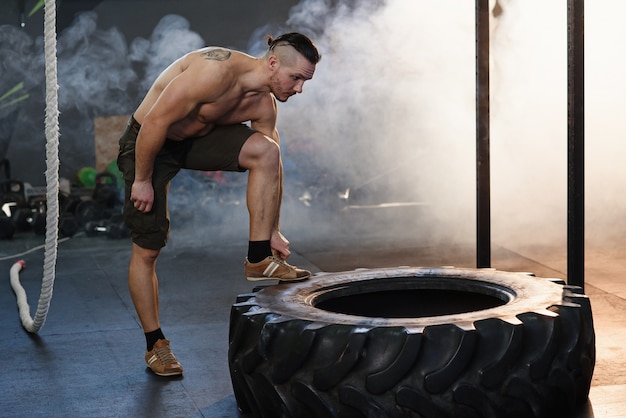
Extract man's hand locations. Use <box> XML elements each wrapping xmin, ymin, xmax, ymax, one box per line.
<box><xmin>130</xmin><ymin>180</ymin><xmax>154</xmax><ymax>213</ymax></box>
<box><xmin>271</xmin><ymin>230</ymin><xmax>291</xmax><ymax>259</ymax></box>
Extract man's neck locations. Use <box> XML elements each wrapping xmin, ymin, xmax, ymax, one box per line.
<box><xmin>237</xmin><ymin>56</ymin><xmax>271</xmax><ymax>95</ymax></box>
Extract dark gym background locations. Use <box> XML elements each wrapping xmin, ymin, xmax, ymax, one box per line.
<box><xmin>1</xmin><ymin>1</ymin><xmax>625</xmax><ymax>416</ymax></box>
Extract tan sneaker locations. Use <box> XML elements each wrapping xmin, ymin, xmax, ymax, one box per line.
<box><xmin>244</xmin><ymin>256</ymin><xmax>311</xmax><ymax>282</ymax></box>
<box><xmin>145</xmin><ymin>339</ymin><xmax>183</xmax><ymax>377</ymax></box>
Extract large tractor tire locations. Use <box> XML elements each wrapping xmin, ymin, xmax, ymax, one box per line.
<box><xmin>228</xmin><ymin>267</ymin><xmax>595</xmax><ymax>418</ymax></box>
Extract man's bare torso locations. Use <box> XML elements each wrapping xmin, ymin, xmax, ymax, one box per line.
<box><xmin>134</xmin><ymin>47</ymin><xmax>272</xmax><ymax>140</ymax></box>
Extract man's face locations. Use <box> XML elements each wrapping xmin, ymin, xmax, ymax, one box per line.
<box><xmin>270</xmin><ymin>54</ymin><xmax>316</xmax><ymax>103</ymax></box>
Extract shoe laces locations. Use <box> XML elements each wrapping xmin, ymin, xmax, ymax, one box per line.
<box><xmin>153</xmin><ymin>345</ymin><xmax>178</xmax><ymax>364</ymax></box>
<box><xmin>269</xmin><ymin>256</ymin><xmax>295</xmax><ymax>269</ymax></box>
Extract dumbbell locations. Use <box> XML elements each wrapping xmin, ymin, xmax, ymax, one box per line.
<box><xmin>12</xmin><ymin>208</ymin><xmax>34</xmax><ymax>231</ymax></box>
<box><xmin>32</xmin><ymin>212</ymin><xmax>79</xmax><ymax>237</ymax></box>
<box><xmin>84</xmin><ymin>216</ymin><xmax>129</xmax><ymax>239</ymax></box>
<box><xmin>0</xmin><ymin>213</ymin><xmax>16</xmax><ymax>239</ymax></box>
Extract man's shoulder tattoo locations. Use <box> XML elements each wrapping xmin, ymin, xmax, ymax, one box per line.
<box><xmin>202</xmin><ymin>49</ymin><xmax>232</xmax><ymax>61</ymax></box>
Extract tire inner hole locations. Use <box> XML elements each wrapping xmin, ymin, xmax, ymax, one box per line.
<box><xmin>315</xmin><ymin>289</ymin><xmax>507</xmax><ymax>318</ymax></box>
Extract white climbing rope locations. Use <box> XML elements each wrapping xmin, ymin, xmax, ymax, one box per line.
<box><xmin>10</xmin><ymin>0</ymin><xmax>60</xmax><ymax>333</ymax></box>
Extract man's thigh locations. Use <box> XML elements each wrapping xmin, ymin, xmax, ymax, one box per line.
<box><xmin>182</xmin><ymin>124</ymin><xmax>256</xmax><ymax>172</ymax></box>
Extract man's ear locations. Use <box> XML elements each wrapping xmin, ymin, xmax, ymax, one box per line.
<box><xmin>268</xmin><ymin>55</ymin><xmax>280</xmax><ymax>70</ymax></box>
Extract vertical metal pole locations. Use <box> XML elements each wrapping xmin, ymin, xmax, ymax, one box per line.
<box><xmin>567</xmin><ymin>0</ymin><xmax>585</xmax><ymax>289</ymax></box>
<box><xmin>476</xmin><ymin>0</ymin><xmax>491</xmax><ymax>268</ymax></box>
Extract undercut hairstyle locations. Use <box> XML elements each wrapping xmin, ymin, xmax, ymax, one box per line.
<box><xmin>267</xmin><ymin>32</ymin><xmax>321</xmax><ymax>65</ymax></box>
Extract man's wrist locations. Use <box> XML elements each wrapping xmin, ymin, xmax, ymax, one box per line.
<box><xmin>134</xmin><ymin>177</ymin><xmax>152</xmax><ymax>183</ymax></box>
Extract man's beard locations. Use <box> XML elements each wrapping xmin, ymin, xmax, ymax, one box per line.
<box><xmin>270</xmin><ymin>77</ymin><xmax>290</xmax><ymax>102</ymax></box>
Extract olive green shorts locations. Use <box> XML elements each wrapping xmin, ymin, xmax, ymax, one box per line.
<box><xmin>116</xmin><ymin>115</ymin><xmax>256</xmax><ymax>250</ymax></box>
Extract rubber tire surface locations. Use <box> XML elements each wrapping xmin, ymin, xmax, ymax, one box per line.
<box><xmin>228</xmin><ymin>267</ymin><xmax>595</xmax><ymax>418</ymax></box>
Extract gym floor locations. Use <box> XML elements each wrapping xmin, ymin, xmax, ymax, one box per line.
<box><xmin>1</xmin><ymin>202</ymin><xmax>625</xmax><ymax>417</ymax></box>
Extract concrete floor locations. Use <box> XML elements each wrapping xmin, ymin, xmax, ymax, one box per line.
<box><xmin>1</xmin><ymin>203</ymin><xmax>625</xmax><ymax>417</ymax></box>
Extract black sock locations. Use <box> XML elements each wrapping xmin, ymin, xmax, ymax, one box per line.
<box><xmin>247</xmin><ymin>240</ymin><xmax>272</xmax><ymax>263</ymax></box>
<box><xmin>145</xmin><ymin>328</ymin><xmax>165</xmax><ymax>351</ymax></box>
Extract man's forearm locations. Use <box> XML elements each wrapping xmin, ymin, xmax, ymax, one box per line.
<box><xmin>134</xmin><ymin>126</ymin><xmax>166</xmax><ymax>182</ymax></box>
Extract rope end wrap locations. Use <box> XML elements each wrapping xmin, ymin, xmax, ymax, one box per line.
<box><xmin>10</xmin><ymin>259</ymin><xmax>37</xmax><ymax>333</ymax></box>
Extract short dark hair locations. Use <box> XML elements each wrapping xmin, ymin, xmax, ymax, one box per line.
<box><xmin>267</xmin><ymin>32</ymin><xmax>321</xmax><ymax>64</ymax></box>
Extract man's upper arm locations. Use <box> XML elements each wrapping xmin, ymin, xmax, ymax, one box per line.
<box><xmin>144</xmin><ymin>63</ymin><xmax>226</xmax><ymax>127</ymax></box>
<box><xmin>251</xmin><ymin>95</ymin><xmax>279</xmax><ymax>143</ymax></box>
<box><xmin>147</xmin><ymin>78</ymin><xmax>196</xmax><ymax>125</ymax></box>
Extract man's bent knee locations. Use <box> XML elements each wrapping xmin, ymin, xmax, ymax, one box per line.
<box><xmin>238</xmin><ymin>133</ymin><xmax>280</xmax><ymax>170</ymax></box>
